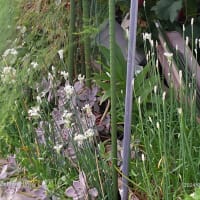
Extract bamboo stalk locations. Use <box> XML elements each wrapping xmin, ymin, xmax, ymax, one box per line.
<box><xmin>82</xmin><ymin>0</ymin><xmax>91</xmax><ymax>87</ymax></box>
<box><xmin>109</xmin><ymin>0</ymin><xmax>118</xmax><ymax>198</ymax></box>
<box><xmin>122</xmin><ymin>0</ymin><xmax>138</xmax><ymax>199</ymax></box>
<box><xmin>68</xmin><ymin>0</ymin><xmax>75</xmax><ymax>84</ymax></box>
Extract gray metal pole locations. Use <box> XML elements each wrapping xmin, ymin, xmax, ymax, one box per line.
<box><xmin>122</xmin><ymin>0</ymin><xmax>138</xmax><ymax>199</ymax></box>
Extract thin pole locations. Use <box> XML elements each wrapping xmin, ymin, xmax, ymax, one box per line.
<box><xmin>122</xmin><ymin>0</ymin><xmax>138</xmax><ymax>199</ymax></box>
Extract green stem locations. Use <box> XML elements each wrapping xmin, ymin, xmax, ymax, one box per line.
<box><xmin>68</xmin><ymin>0</ymin><xmax>76</xmax><ymax>84</ymax></box>
<box><xmin>82</xmin><ymin>0</ymin><xmax>91</xmax><ymax>87</ymax></box>
<box><xmin>109</xmin><ymin>0</ymin><xmax>118</xmax><ymax>198</ymax></box>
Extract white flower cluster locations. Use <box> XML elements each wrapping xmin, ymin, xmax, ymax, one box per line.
<box><xmin>60</xmin><ymin>71</ymin><xmax>68</xmax><ymax>80</ymax></box>
<box><xmin>74</xmin><ymin>128</ymin><xmax>95</xmax><ymax>146</ymax></box>
<box><xmin>28</xmin><ymin>106</ymin><xmax>40</xmax><ymax>118</ymax></box>
<box><xmin>64</xmin><ymin>84</ymin><xmax>74</xmax><ymax>99</ymax></box>
<box><xmin>2</xmin><ymin>48</ymin><xmax>18</xmax><ymax>57</ymax></box>
<box><xmin>63</xmin><ymin>111</ymin><xmax>73</xmax><ymax>128</ymax></box>
<box><xmin>1</xmin><ymin>66</ymin><xmax>16</xmax><ymax>84</ymax></box>
<box><xmin>78</xmin><ymin>74</ymin><xmax>85</xmax><ymax>83</ymax></box>
<box><xmin>82</xmin><ymin>104</ymin><xmax>92</xmax><ymax>117</ymax></box>
<box><xmin>143</xmin><ymin>33</ymin><xmax>154</xmax><ymax>47</ymax></box>
<box><xmin>31</xmin><ymin>62</ymin><xmax>38</xmax><ymax>69</ymax></box>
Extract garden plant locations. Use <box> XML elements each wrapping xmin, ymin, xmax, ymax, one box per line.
<box><xmin>0</xmin><ymin>0</ymin><xmax>200</xmax><ymax>199</ymax></box>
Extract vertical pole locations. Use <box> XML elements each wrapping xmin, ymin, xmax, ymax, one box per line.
<box><xmin>82</xmin><ymin>0</ymin><xmax>91</xmax><ymax>87</ymax></box>
<box><xmin>122</xmin><ymin>0</ymin><xmax>138</xmax><ymax>199</ymax></box>
<box><xmin>109</xmin><ymin>0</ymin><xmax>118</xmax><ymax>199</ymax></box>
<box><xmin>68</xmin><ymin>0</ymin><xmax>75</xmax><ymax>84</ymax></box>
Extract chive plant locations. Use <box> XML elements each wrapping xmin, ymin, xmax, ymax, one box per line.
<box><xmin>68</xmin><ymin>0</ymin><xmax>76</xmax><ymax>84</ymax></box>
<box><xmin>82</xmin><ymin>0</ymin><xmax>91</xmax><ymax>87</ymax></box>
<box><xmin>108</xmin><ymin>0</ymin><xmax>118</xmax><ymax>198</ymax></box>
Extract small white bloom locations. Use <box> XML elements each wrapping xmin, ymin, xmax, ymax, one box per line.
<box><xmin>58</xmin><ymin>49</ymin><xmax>64</xmax><ymax>60</ymax></box>
<box><xmin>164</xmin><ymin>52</ymin><xmax>173</xmax><ymax>65</ymax></box>
<box><xmin>36</xmin><ymin>96</ymin><xmax>42</xmax><ymax>104</ymax></box>
<box><xmin>54</xmin><ymin>144</ymin><xmax>63</xmax><ymax>154</ymax></box>
<box><xmin>63</xmin><ymin>111</ymin><xmax>73</xmax><ymax>128</ymax></box>
<box><xmin>78</xmin><ymin>74</ymin><xmax>85</xmax><ymax>83</ymax></box>
<box><xmin>179</xmin><ymin>70</ymin><xmax>182</xmax><ymax>82</ymax></box>
<box><xmin>175</xmin><ymin>44</ymin><xmax>178</xmax><ymax>51</ymax></box>
<box><xmin>164</xmin><ymin>52</ymin><xmax>173</xmax><ymax>59</ymax></box>
<box><xmin>154</xmin><ymin>85</ymin><xmax>157</xmax><ymax>94</ymax></box>
<box><xmin>82</xmin><ymin>104</ymin><xmax>92</xmax><ymax>116</ymax></box>
<box><xmin>60</xmin><ymin>71</ymin><xmax>69</xmax><ymax>80</ymax></box>
<box><xmin>138</xmin><ymin>96</ymin><xmax>141</xmax><ymax>105</ymax></box>
<box><xmin>141</xmin><ymin>154</ymin><xmax>145</xmax><ymax>162</ymax></box>
<box><xmin>162</xmin><ymin>91</ymin><xmax>166</xmax><ymax>101</ymax></box>
<box><xmin>1</xmin><ymin>66</ymin><xmax>16</xmax><ymax>84</ymax></box>
<box><xmin>106</xmin><ymin>72</ymin><xmax>111</xmax><ymax>78</ymax></box>
<box><xmin>191</xmin><ymin>18</ymin><xmax>194</xmax><ymax>26</ymax></box>
<box><xmin>156</xmin><ymin>122</ymin><xmax>160</xmax><ymax>129</ymax></box>
<box><xmin>74</xmin><ymin>134</ymin><xmax>86</xmax><ymax>146</ymax></box>
<box><xmin>85</xmin><ymin>129</ymin><xmax>95</xmax><ymax>138</ymax></box>
<box><xmin>142</xmin><ymin>33</ymin><xmax>151</xmax><ymax>41</ymax></box>
<box><xmin>2</xmin><ymin>48</ymin><xmax>18</xmax><ymax>57</ymax></box>
<box><xmin>28</xmin><ymin>106</ymin><xmax>40</xmax><ymax>118</ymax></box>
<box><xmin>143</xmin><ymin>0</ymin><xmax>146</xmax><ymax>7</ymax></box>
<box><xmin>64</xmin><ymin>84</ymin><xmax>74</xmax><ymax>99</ymax></box>
<box><xmin>156</xmin><ymin>59</ymin><xmax>159</xmax><ymax>68</ymax></box>
<box><xmin>183</xmin><ymin>24</ymin><xmax>185</xmax><ymax>32</ymax></box>
<box><xmin>185</xmin><ymin>36</ymin><xmax>189</xmax><ymax>46</ymax></box>
<box><xmin>177</xmin><ymin>108</ymin><xmax>182</xmax><ymax>115</ymax></box>
<box><xmin>148</xmin><ymin>116</ymin><xmax>153</xmax><ymax>123</ymax></box>
<box><xmin>31</xmin><ymin>61</ymin><xmax>38</xmax><ymax>68</ymax></box>
<box><xmin>51</xmin><ymin>65</ymin><xmax>56</xmax><ymax>74</ymax></box>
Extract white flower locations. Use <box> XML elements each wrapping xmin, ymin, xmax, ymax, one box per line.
<box><xmin>31</xmin><ymin>62</ymin><xmax>38</xmax><ymax>68</ymax></box>
<box><xmin>179</xmin><ymin>70</ymin><xmax>182</xmax><ymax>82</ymax></box>
<box><xmin>138</xmin><ymin>96</ymin><xmax>141</xmax><ymax>105</ymax></box>
<box><xmin>63</xmin><ymin>111</ymin><xmax>73</xmax><ymax>128</ymax></box>
<box><xmin>54</xmin><ymin>144</ymin><xmax>63</xmax><ymax>154</ymax></box>
<box><xmin>58</xmin><ymin>49</ymin><xmax>64</xmax><ymax>60</ymax></box>
<box><xmin>164</xmin><ymin>52</ymin><xmax>173</xmax><ymax>59</ymax></box>
<box><xmin>64</xmin><ymin>84</ymin><xmax>74</xmax><ymax>99</ymax></box>
<box><xmin>106</xmin><ymin>72</ymin><xmax>111</xmax><ymax>78</ymax></box>
<box><xmin>74</xmin><ymin>134</ymin><xmax>86</xmax><ymax>146</ymax></box>
<box><xmin>183</xmin><ymin>24</ymin><xmax>185</xmax><ymax>32</ymax></box>
<box><xmin>85</xmin><ymin>129</ymin><xmax>95</xmax><ymax>138</ymax></box>
<box><xmin>142</xmin><ymin>33</ymin><xmax>151</xmax><ymax>41</ymax></box>
<box><xmin>36</xmin><ymin>96</ymin><xmax>42</xmax><ymax>104</ymax></box>
<box><xmin>17</xmin><ymin>25</ymin><xmax>26</xmax><ymax>34</ymax></box>
<box><xmin>78</xmin><ymin>74</ymin><xmax>85</xmax><ymax>83</ymax></box>
<box><xmin>2</xmin><ymin>48</ymin><xmax>18</xmax><ymax>57</ymax></box>
<box><xmin>185</xmin><ymin>36</ymin><xmax>189</xmax><ymax>46</ymax></box>
<box><xmin>154</xmin><ymin>85</ymin><xmax>157</xmax><ymax>94</ymax></box>
<box><xmin>164</xmin><ymin>52</ymin><xmax>173</xmax><ymax>64</ymax></box>
<box><xmin>143</xmin><ymin>0</ymin><xmax>146</xmax><ymax>7</ymax></box>
<box><xmin>148</xmin><ymin>116</ymin><xmax>153</xmax><ymax>123</ymax></box>
<box><xmin>162</xmin><ymin>91</ymin><xmax>166</xmax><ymax>101</ymax></box>
<box><xmin>82</xmin><ymin>104</ymin><xmax>92</xmax><ymax>116</ymax></box>
<box><xmin>60</xmin><ymin>71</ymin><xmax>68</xmax><ymax>80</ymax></box>
<box><xmin>141</xmin><ymin>154</ymin><xmax>145</xmax><ymax>162</ymax></box>
<box><xmin>177</xmin><ymin>108</ymin><xmax>182</xmax><ymax>115</ymax></box>
<box><xmin>28</xmin><ymin>106</ymin><xmax>40</xmax><ymax>118</ymax></box>
<box><xmin>1</xmin><ymin>66</ymin><xmax>16</xmax><ymax>84</ymax></box>
<box><xmin>175</xmin><ymin>44</ymin><xmax>178</xmax><ymax>51</ymax></box>
<box><xmin>191</xmin><ymin>18</ymin><xmax>194</xmax><ymax>26</ymax></box>
<box><xmin>156</xmin><ymin>122</ymin><xmax>160</xmax><ymax>129</ymax></box>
